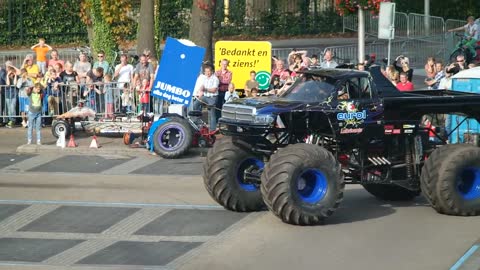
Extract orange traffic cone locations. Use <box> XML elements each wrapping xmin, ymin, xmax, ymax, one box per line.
<box><xmin>89</xmin><ymin>135</ymin><xmax>100</xmax><ymax>148</ymax></box>
<box><xmin>67</xmin><ymin>134</ymin><xmax>77</xmax><ymax>148</ymax></box>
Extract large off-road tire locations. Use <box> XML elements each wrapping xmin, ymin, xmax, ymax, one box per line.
<box><xmin>362</xmin><ymin>184</ymin><xmax>420</xmax><ymax>201</ymax></box>
<box><xmin>261</xmin><ymin>144</ymin><xmax>344</xmax><ymax>225</ymax></box>
<box><xmin>152</xmin><ymin>118</ymin><xmax>193</xmax><ymax>159</ymax></box>
<box><xmin>51</xmin><ymin>120</ymin><xmax>71</xmax><ymax>139</ymax></box>
<box><xmin>420</xmin><ymin>144</ymin><xmax>480</xmax><ymax>216</ymax></box>
<box><xmin>203</xmin><ymin>137</ymin><xmax>265</xmax><ymax>212</ymax></box>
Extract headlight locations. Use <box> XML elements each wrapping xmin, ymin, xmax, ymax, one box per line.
<box><xmin>254</xmin><ymin>114</ymin><xmax>275</xmax><ymax>125</ymax></box>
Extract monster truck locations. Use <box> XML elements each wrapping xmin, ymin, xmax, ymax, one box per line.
<box><xmin>202</xmin><ymin>66</ymin><xmax>480</xmax><ymax>225</ymax></box>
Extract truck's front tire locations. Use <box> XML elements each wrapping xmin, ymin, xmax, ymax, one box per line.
<box><xmin>421</xmin><ymin>144</ymin><xmax>480</xmax><ymax>216</ymax></box>
<box><xmin>362</xmin><ymin>184</ymin><xmax>420</xmax><ymax>201</ymax></box>
<box><xmin>261</xmin><ymin>144</ymin><xmax>344</xmax><ymax>225</ymax></box>
<box><xmin>203</xmin><ymin>137</ymin><xmax>266</xmax><ymax>212</ymax></box>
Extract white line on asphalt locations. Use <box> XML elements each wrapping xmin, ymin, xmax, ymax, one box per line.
<box><xmin>0</xmin><ymin>154</ymin><xmax>59</xmax><ymax>173</ymax></box>
<box><xmin>0</xmin><ymin>199</ymin><xmax>223</xmax><ymax>209</ymax></box>
<box><xmin>101</xmin><ymin>156</ymin><xmax>159</xmax><ymax>175</ymax></box>
<box><xmin>450</xmin><ymin>244</ymin><xmax>480</xmax><ymax>270</ymax></box>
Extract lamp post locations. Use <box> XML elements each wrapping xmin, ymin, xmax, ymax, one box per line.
<box><xmin>358</xmin><ymin>8</ymin><xmax>365</xmax><ymax>64</ymax></box>
<box><xmin>224</xmin><ymin>0</ymin><xmax>229</xmax><ymax>24</ymax></box>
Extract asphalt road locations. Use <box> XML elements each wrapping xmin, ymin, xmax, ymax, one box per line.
<box><xmin>0</xmin><ymin>128</ymin><xmax>479</xmax><ymax>269</ymax></box>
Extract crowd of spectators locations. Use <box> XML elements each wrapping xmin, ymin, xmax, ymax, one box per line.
<box><xmin>0</xmin><ymin>38</ymin><xmax>159</xmax><ymax>132</ymax></box>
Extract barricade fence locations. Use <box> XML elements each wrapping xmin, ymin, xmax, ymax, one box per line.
<box><xmin>325</xmin><ymin>37</ymin><xmax>446</xmax><ymax>68</ymax></box>
<box><xmin>343</xmin><ymin>11</ymin><xmax>453</xmax><ymax>39</ymax></box>
<box><xmin>0</xmin><ymin>82</ymin><xmax>166</xmax><ymax>122</ymax></box>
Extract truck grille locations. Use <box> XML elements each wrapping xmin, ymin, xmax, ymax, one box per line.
<box><xmin>222</xmin><ymin>104</ymin><xmax>256</xmax><ymax>122</ymax></box>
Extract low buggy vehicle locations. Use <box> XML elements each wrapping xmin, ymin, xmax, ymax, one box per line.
<box><xmin>51</xmin><ymin>102</ymin><xmax>151</xmax><ymax>139</ymax></box>
<box><xmin>203</xmin><ymin>66</ymin><xmax>480</xmax><ymax>225</ymax></box>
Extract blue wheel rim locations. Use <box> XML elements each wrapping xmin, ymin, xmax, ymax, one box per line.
<box><xmin>157</xmin><ymin>123</ymin><xmax>186</xmax><ymax>151</ymax></box>
<box><xmin>457</xmin><ymin>168</ymin><xmax>480</xmax><ymax>200</ymax></box>
<box><xmin>237</xmin><ymin>158</ymin><xmax>264</xmax><ymax>192</ymax></box>
<box><xmin>296</xmin><ymin>169</ymin><xmax>328</xmax><ymax>204</ymax></box>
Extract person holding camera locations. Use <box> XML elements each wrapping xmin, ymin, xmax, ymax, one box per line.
<box><xmin>394</xmin><ymin>56</ymin><xmax>414</xmax><ymax>82</ymax></box>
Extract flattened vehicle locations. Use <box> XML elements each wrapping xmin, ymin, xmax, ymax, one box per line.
<box><xmin>203</xmin><ymin>66</ymin><xmax>480</xmax><ymax>225</ymax></box>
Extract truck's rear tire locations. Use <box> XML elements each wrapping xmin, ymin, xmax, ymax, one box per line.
<box><xmin>152</xmin><ymin>118</ymin><xmax>193</xmax><ymax>159</ymax></box>
<box><xmin>203</xmin><ymin>137</ymin><xmax>265</xmax><ymax>212</ymax></box>
<box><xmin>362</xmin><ymin>184</ymin><xmax>420</xmax><ymax>201</ymax></box>
<box><xmin>421</xmin><ymin>144</ymin><xmax>480</xmax><ymax>216</ymax></box>
<box><xmin>261</xmin><ymin>144</ymin><xmax>344</xmax><ymax>225</ymax></box>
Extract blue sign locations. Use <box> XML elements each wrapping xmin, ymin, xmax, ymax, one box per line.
<box><xmin>151</xmin><ymin>37</ymin><xmax>206</xmax><ymax>106</ymax></box>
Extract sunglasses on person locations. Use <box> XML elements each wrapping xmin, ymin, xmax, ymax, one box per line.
<box><xmin>457</xmin><ymin>60</ymin><xmax>465</xmax><ymax>63</ymax></box>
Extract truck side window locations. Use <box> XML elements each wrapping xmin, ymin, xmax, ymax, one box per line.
<box><xmin>359</xmin><ymin>77</ymin><xmax>372</xmax><ymax>99</ymax></box>
<box><xmin>346</xmin><ymin>78</ymin><xmax>360</xmax><ymax>99</ymax></box>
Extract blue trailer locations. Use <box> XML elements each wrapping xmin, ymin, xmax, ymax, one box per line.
<box><xmin>448</xmin><ymin>67</ymin><xmax>480</xmax><ymax>144</ymax></box>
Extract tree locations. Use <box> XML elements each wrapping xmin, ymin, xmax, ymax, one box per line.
<box><xmin>189</xmin><ymin>0</ymin><xmax>217</xmax><ymax>62</ymax></box>
<box><xmin>137</xmin><ymin>0</ymin><xmax>156</xmax><ymax>58</ymax></box>
<box><xmin>80</xmin><ymin>0</ymin><xmax>134</xmax><ymax>63</ymax></box>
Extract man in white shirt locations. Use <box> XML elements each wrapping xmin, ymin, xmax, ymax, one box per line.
<box><xmin>193</xmin><ymin>65</ymin><xmax>219</xmax><ymax>131</ymax></box>
<box><xmin>320</xmin><ymin>50</ymin><xmax>338</xmax><ymax>68</ymax></box>
<box><xmin>114</xmin><ymin>54</ymin><xmax>134</xmax><ymax>111</ymax></box>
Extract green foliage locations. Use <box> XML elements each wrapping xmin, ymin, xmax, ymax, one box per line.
<box><xmin>158</xmin><ymin>0</ymin><xmax>192</xmax><ymax>40</ymax></box>
<box><xmin>89</xmin><ymin>0</ymin><xmax>117</xmax><ymax>65</ymax></box>
<box><xmin>214</xmin><ymin>2</ymin><xmax>342</xmax><ymax>37</ymax></box>
<box><xmin>0</xmin><ymin>0</ymin><xmax>87</xmax><ymax>46</ymax></box>
<box><xmin>392</xmin><ymin>0</ymin><xmax>479</xmax><ymax>19</ymax></box>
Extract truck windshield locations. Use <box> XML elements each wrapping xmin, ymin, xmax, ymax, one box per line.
<box><xmin>279</xmin><ymin>76</ymin><xmax>336</xmax><ymax>102</ymax></box>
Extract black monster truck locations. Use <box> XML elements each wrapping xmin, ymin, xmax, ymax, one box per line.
<box><xmin>203</xmin><ymin>66</ymin><xmax>480</xmax><ymax>225</ymax></box>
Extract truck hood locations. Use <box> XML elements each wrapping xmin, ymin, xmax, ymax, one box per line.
<box><xmin>226</xmin><ymin>97</ymin><xmax>317</xmax><ymax>114</ymax></box>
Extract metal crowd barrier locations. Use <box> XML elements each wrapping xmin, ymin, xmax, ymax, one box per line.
<box><xmin>0</xmin><ymin>82</ymin><xmax>166</xmax><ymax>121</ymax></box>
<box><xmin>408</xmin><ymin>13</ymin><xmax>445</xmax><ymax>39</ymax></box>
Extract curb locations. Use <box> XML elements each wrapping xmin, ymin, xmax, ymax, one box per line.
<box><xmin>16</xmin><ymin>144</ymin><xmax>209</xmax><ymax>157</ymax></box>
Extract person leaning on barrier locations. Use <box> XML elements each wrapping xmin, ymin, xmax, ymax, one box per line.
<box><xmin>17</xmin><ymin>68</ymin><xmax>34</xmax><ymax>128</ymax></box>
<box><xmin>84</xmin><ymin>67</ymin><xmax>104</xmax><ymax>110</ymax></box>
<box><xmin>193</xmin><ymin>64</ymin><xmax>219</xmax><ymax>131</ymax></box>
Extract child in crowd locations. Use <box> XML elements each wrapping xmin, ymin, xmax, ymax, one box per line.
<box><xmin>121</xmin><ymin>83</ymin><xmax>133</xmax><ymax>113</ymax></box>
<box><xmin>137</xmin><ymin>78</ymin><xmax>150</xmax><ymax>113</ymax></box>
<box><xmin>31</xmin><ymin>38</ymin><xmax>52</xmax><ymax>75</ymax></box>
<box><xmin>26</xmin><ymin>83</ymin><xmax>44</xmax><ymax>145</ymax></box>
<box><xmin>224</xmin><ymin>83</ymin><xmax>239</xmax><ymax>102</ymax></box>
<box><xmin>17</xmin><ymin>69</ymin><xmax>34</xmax><ymax>127</ymax></box>
<box><xmin>103</xmin><ymin>74</ymin><xmax>114</xmax><ymax>119</ymax></box>
<box><xmin>244</xmin><ymin>70</ymin><xmax>259</xmax><ymax>97</ymax></box>
<box><xmin>251</xmin><ymin>87</ymin><xmax>259</xmax><ymax>97</ymax></box>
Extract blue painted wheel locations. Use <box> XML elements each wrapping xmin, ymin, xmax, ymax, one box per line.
<box><xmin>260</xmin><ymin>144</ymin><xmax>344</xmax><ymax>225</ymax></box>
<box><xmin>421</xmin><ymin>144</ymin><xmax>480</xmax><ymax>216</ymax></box>
<box><xmin>237</xmin><ymin>158</ymin><xmax>264</xmax><ymax>192</ymax></box>
<box><xmin>296</xmin><ymin>169</ymin><xmax>328</xmax><ymax>204</ymax></box>
<box><xmin>457</xmin><ymin>168</ymin><xmax>480</xmax><ymax>200</ymax></box>
<box><xmin>152</xmin><ymin>118</ymin><xmax>193</xmax><ymax>159</ymax></box>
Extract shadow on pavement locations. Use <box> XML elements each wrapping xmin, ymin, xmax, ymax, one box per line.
<box><xmin>326</xmin><ymin>188</ymin><xmax>429</xmax><ymax>225</ymax></box>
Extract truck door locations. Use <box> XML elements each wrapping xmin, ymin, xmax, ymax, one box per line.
<box><xmin>336</xmin><ymin>76</ymin><xmax>383</xmax><ymax>136</ymax></box>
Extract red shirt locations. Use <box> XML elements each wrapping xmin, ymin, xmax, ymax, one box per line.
<box><xmin>272</xmin><ymin>68</ymin><xmax>290</xmax><ymax>82</ymax></box>
<box><xmin>215</xmin><ymin>69</ymin><xmax>232</xmax><ymax>92</ymax></box>
<box><xmin>396</xmin><ymin>81</ymin><xmax>414</xmax><ymax>91</ymax></box>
